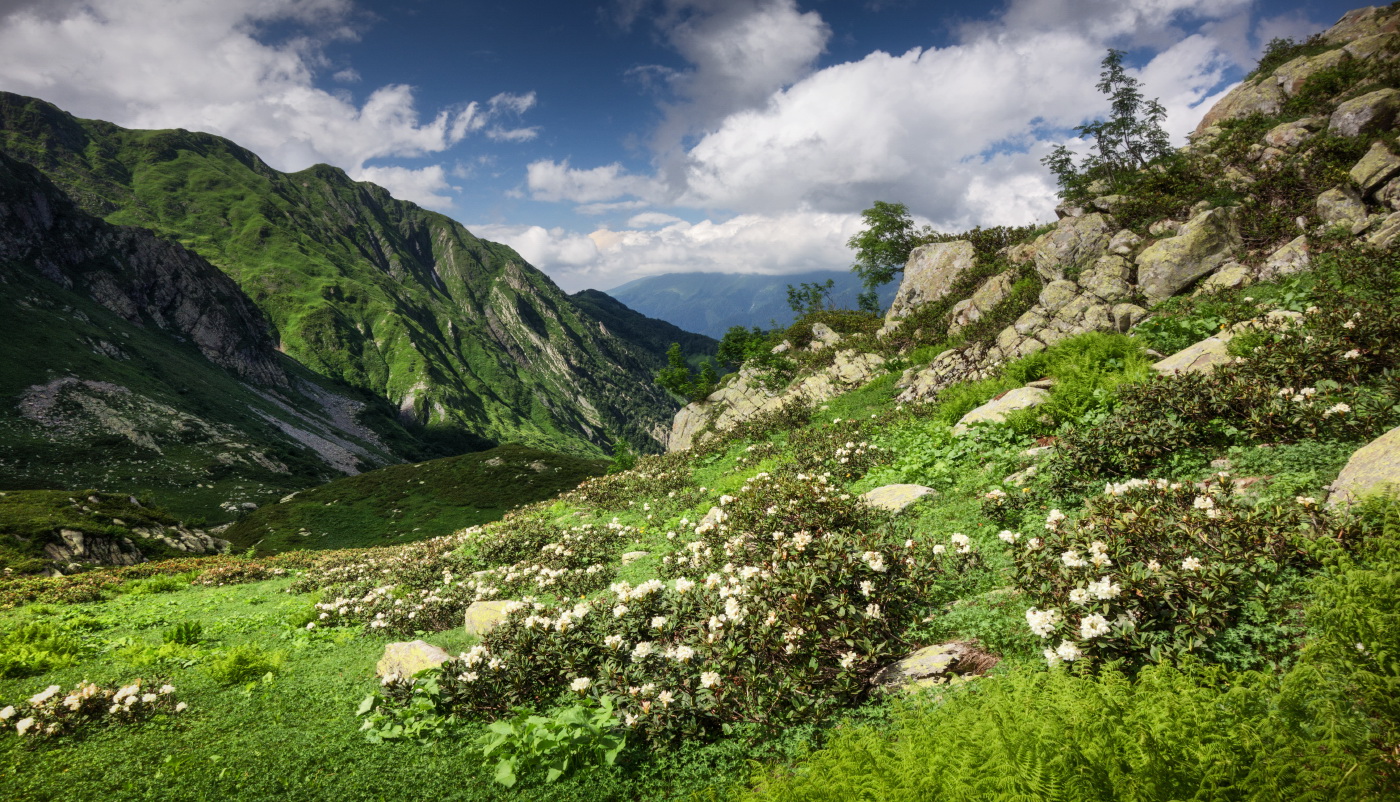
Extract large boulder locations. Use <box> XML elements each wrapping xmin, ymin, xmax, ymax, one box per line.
<box><xmin>953</xmin><ymin>386</ymin><xmax>1050</xmax><ymax>435</ymax></box>
<box><xmin>463</xmin><ymin>601</ymin><xmax>513</xmax><ymax>636</ymax></box>
<box><xmin>948</xmin><ymin>271</ymin><xmax>1016</xmax><ymax>336</ymax></box>
<box><xmin>377</xmin><ymin>640</ymin><xmax>452</xmax><ymax>679</ymax></box>
<box><xmin>1351</xmin><ymin>140</ymin><xmax>1400</xmax><ymax>196</ymax></box>
<box><xmin>1078</xmin><ymin>254</ymin><xmax>1133</xmax><ymax>303</ymax></box>
<box><xmin>1259</xmin><ymin>236</ymin><xmax>1310</xmax><ymax>281</ymax></box>
<box><xmin>1328</xmin><ymin>426</ymin><xmax>1400</xmax><ymax>505</ymax></box>
<box><xmin>871</xmin><ymin>641</ymin><xmax>1000</xmax><ymax>691</ymax></box>
<box><xmin>861</xmin><ymin>484</ymin><xmax>937</xmax><ymax>513</ymax></box>
<box><xmin>1264</xmin><ymin>117</ymin><xmax>1323</xmax><ymax>149</ymax></box>
<box><xmin>1032</xmin><ymin>213</ymin><xmax>1116</xmax><ymax>282</ymax></box>
<box><xmin>1329</xmin><ymin>88</ymin><xmax>1400</xmax><ymax>138</ymax></box>
<box><xmin>886</xmin><ymin>241</ymin><xmax>976</xmax><ymax>322</ymax></box>
<box><xmin>1135</xmin><ymin>207</ymin><xmax>1242</xmax><ymax>304</ymax></box>
<box><xmin>1152</xmin><ymin>336</ymin><xmax>1234</xmax><ymax>376</ymax></box>
<box><xmin>1194</xmin><ymin>78</ymin><xmax>1285</xmax><ymax>134</ymax></box>
<box><xmin>1316</xmin><ymin>184</ymin><xmax>1368</xmax><ymax>228</ymax></box>
<box><xmin>1273</xmin><ymin>49</ymin><xmax>1352</xmax><ymax>96</ymax></box>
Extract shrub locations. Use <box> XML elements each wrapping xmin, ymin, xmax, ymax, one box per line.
<box><xmin>1</xmin><ymin>679</ymin><xmax>185</xmax><ymax>741</ymax></box>
<box><xmin>0</xmin><ymin>623</ymin><xmax>88</xmax><ymax>679</ymax></box>
<box><xmin>206</xmin><ymin>644</ymin><xmax>284</xmax><ymax>685</ymax></box>
<box><xmin>476</xmin><ymin>696</ymin><xmax>627</xmax><ymax>787</ymax></box>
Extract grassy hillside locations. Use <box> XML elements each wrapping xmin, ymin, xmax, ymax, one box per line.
<box><xmin>223</xmin><ymin>444</ymin><xmax>607</xmax><ymax>554</ymax></box>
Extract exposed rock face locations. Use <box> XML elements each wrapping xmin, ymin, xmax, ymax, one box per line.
<box><xmin>885</xmin><ymin>241</ymin><xmax>976</xmax><ymax>321</ymax></box>
<box><xmin>43</xmin><ymin>529</ymin><xmax>145</xmax><ymax>570</ymax></box>
<box><xmin>872</xmin><ymin>641</ymin><xmax>1000</xmax><ymax>691</ymax></box>
<box><xmin>1317</xmin><ymin>185</ymin><xmax>1368</xmax><ymax>227</ymax></box>
<box><xmin>1032</xmin><ymin>213</ymin><xmax>1116</xmax><ymax>282</ymax></box>
<box><xmin>1350</xmin><ymin>141</ymin><xmax>1400</xmax><ymax>195</ymax></box>
<box><xmin>669</xmin><ymin>350</ymin><xmax>886</xmax><ymax>451</ymax></box>
<box><xmin>377</xmin><ymin>640</ymin><xmax>452</xmax><ymax>679</ymax></box>
<box><xmin>1329</xmin><ymin>88</ymin><xmax>1400</xmax><ymax>137</ymax></box>
<box><xmin>947</xmin><ymin>271</ymin><xmax>1015</xmax><ymax>336</ymax></box>
<box><xmin>1328</xmin><ymin>425</ymin><xmax>1400</xmax><ymax>504</ymax></box>
<box><xmin>897</xmin><ymin>343</ymin><xmax>998</xmax><ymax>404</ymax></box>
<box><xmin>1259</xmin><ymin>236</ymin><xmax>1311</xmax><ymax>280</ymax></box>
<box><xmin>1264</xmin><ymin>117</ymin><xmax>1323</xmax><ymax>149</ymax></box>
<box><xmin>860</xmin><ymin>484</ymin><xmax>936</xmax><ymax>513</ymax></box>
<box><xmin>1194</xmin><ymin>79</ymin><xmax>1285</xmax><ymax>134</ymax></box>
<box><xmin>1135</xmin><ymin>207</ymin><xmax>1242</xmax><ymax>304</ymax></box>
<box><xmin>1274</xmin><ymin>49</ymin><xmax>1353</xmax><ymax>96</ymax></box>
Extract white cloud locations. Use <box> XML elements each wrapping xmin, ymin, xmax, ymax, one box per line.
<box><xmin>526</xmin><ymin>160</ymin><xmax>667</xmax><ymax>204</ymax></box>
<box><xmin>0</xmin><ymin>0</ymin><xmax>534</xmax><ymax>203</ymax></box>
<box><xmin>475</xmin><ymin>210</ymin><xmax>867</xmax><ymax>292</ymax></box>
<box><xmin>355</xmin><ymin>164</ymin><xmax>457</xmax><ymax>210</ymax></box>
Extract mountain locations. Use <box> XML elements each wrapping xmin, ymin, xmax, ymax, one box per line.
<box><xmin>566</xmin><ymin>289</ymin><xmax>716</xmax><ymax>360</ymax></box>
<box><xmin>0</xmin><ymin>92</ymin><xmax>691</xmax><ymax>458</ymax></box>
<box><xmin>0</xmin><ymin>146</ymin><xmax>421</xmax><ymax>519</ymax></box>
<box><xmin>606</xmin><ymin>270</ymin><xmax>900</xmax><ymax>339</ymax></box>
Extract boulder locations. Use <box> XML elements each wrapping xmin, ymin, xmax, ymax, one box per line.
<box><xmin>376</xmin><ymin>640</ymin><xmax>452</xmax><ymax>679</ymax></box>
<box><xmin>871</xmin><ymin>641</ymin><xmax>1000</xmax><ymax>691</ymax></box>
<box><xmin>953</xmin><ymin>387</ymin><xmax>1050</xmax><ymax>435</ymax></box>
<box><xmin>1135</xmin><ymin>207</ymin><xmax>1242</xmax><ymax>304</ymax></box>
<box><xmin>463</xmin><ymin>601</ymin><xmax>513</xmax><ymax>636</ymax></box>
<box><xmin>886</xmin><ymin>241</ymin><xmax>977</xmax><ymax>321</ymax></box>
<box><xmin>1148</xmin><ymin>219</ymin><xmax>1183</xmax><ymax>237</ymax></box>
<box><xmin>1329</xmin><ymin>88</ymin><xmax>1400</xmax><ymax>138</ymax></box>
<box><xmin>1196</xmin><ymin>263</ymin><xmax>1253</xmax><ymax>294</ymax></box>
<box><xmin>1194</xmin><ymin>78</ymin><xmax>1285</xmax><ymax>134</ymax></box>
<box><xmin>861</xmin><ymin>484</ymin><xmax>937</xmax><ymax>513</ymax></box>
<box><xmin>1037</xmin><ymin>280</ymin><xmax>1080</xmax><ymax>314</ymax></box>
<box><xmin>1078</xmin><ymin>254</ymin><xmax>1133</xmax><ymax>302</ymax></box>
<box><xmin>1323</xmin><ymin>7</ymin><xmax>1399</xmax><ymax>46</ymax></box>
<box><xmin>1107</xmin><ymin>229</ymin><xmax>1143</xmax><ymax>256</ymax></box>
<box><xmin>948</xmin><ymin>271</ymin><xmax>1016</xmax><ymax>336</ymax></box>
<box><xmin>1345</xmin><ymin>32</ymin><xmax>1400</xmax><ymax>60</ymax></box>
<box><xmin>1032</xmin><ymin>213</ymin><xmax>1116</xmax><ymax>282</ymax></box>
<box><xmin>1111</xmin><ymin>303</ymin><xmax>1149</xmax><ymax>333</ymax></box>
<box><xmin>1259</xmin><ymin>236</ymin><xmax>1310</xmax><ymax>280</ymax></box>
<box><xmin>1263</xmin><ymin>117</ymin><xmax>1323</xmax><ymax>149</ymax></box>
<box><xmin>1377</xmin><ymin>178</ymin><xmax>1400</xmax><ymax>211</ymax></box>
<box><xmin>897</xmin><ymin>344</ymin><xmax>998</xmax><ymax>404</ymax></box>
<box><xmin>1369</xmin><ymin>211</ymin><xmax>1400</xmax><ymax>248</ymax></box>
<box><xmin>1316</xmin><ymin>184</ymin><xmax>1368</xmax><ymax>228</ymax></box>
<box><xmin>809</xmin><ymin>323</ymin><xmax>842</xmax><ymax>351</ymax></box>
<box><xmin>1328</xmin><ymin>425</ymin><xmax>1400</xmax><ymax>505</ymax></box>
<box><xmin>1351</xmin><ymin>141</ymin><xmax>1400</xmax><ymax>196</ymax></box>
<box><xmin>1273</xmin><ymin>49</ymin><xmax>1352</xmax><ymax>96</ymax></box>
<box><xmin>1152</xmin><ymin>335</ymin><xmax>1233</xmax><ymax>376</ymax></box>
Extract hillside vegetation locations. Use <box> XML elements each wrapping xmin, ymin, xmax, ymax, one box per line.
<box><xmin>2</xmin><ymin>7</ymin><xmax>1400</xmax><ymax>802</ymax></box>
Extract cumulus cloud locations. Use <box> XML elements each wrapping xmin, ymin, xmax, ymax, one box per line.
<box><xmin>0</xmin><ymin>0</ymin><xmax>534</xmax><ymax>209</ymax></box>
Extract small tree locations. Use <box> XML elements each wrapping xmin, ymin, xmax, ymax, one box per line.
<box><xmin>846</xmin><ymin>201</ymin><xmax>930</xmax><ymax>289</ymax></box>
<box><xmin>716</xmin><ymin>325</ymin><xmax>763</xmax><ymax>370</ymax></box>
<box><xmin>1043</xmin><ymin>49</ymin><xmax>1173</xmax><ymax>198</ymax></box>
<box><xmin>786</xmin><ymin>279</ymin><xmax>835</xmax><ymax>315</ymax></box>
<box><xmin>654</xmin><ymin>343</ymin><xmax>718</xmax><ymax>403</ymax></box>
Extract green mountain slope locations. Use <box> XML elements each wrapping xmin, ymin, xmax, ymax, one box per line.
<box><xmin>0</xmin><ymin>92</ymin><xmax>683</xmax><ymax>456</ymax></box>
<box><xmin>607</xmin><ymin>270</ymin><xmax>900</xmax><ymax>338</ymax></box>
<box><xmin>0</xmin><ymin>148</ymin><xmax>422</xmax><ymax>519</ymax></box>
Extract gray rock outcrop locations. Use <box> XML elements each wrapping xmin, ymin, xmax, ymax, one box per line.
<box><xmin>1328</xmin><ymin>425</ymin><xmax>1400</xmax><ymax>504</ymax></box>
<box><xmin>885</xmin><ymin>241</ymin><xmax>977</xmax><ymax>321</ymax></box>
<box><xmin>1135</xmin><ymin>207</ymin><xmax>1242</xmax><ymax>304</ymax></box>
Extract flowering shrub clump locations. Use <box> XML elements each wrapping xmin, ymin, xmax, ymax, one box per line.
<box><xmin>1</xmin><ymin>679</ymin><xmax>185</xmax><ymax>741</ymax></box>
<box><xmin>565</xmin><ymin>454</ymin><xmax>697</xmax><ymax>511</ymax></box>
<box><xmin>785</xmin><ymin>419</ymin><xmax>885</xmax><ymax>481</ymax></box>
<box><xmin>1008</xmin><ymin>474</ymin><xmax>1322</xmax><ymax>668</ymax></box>
<box><xmin>421</xmin><ymin>471</ymin><xmax>978</xmax><ymax>745</ymax></box>
<box><xmin>190</xmin><ymin>561</ymin><xmax>286</xmax><ymax>587</ymax></box>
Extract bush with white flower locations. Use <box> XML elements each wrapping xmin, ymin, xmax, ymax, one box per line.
<box><xmin>1008</xmin><ymin>473</ymin><xmax>1326</xmax><ymax>668</ymax></box>
<box><xmin>1</xmin><ymin>679</ymin><xmax>185</xmax><ymax>741</ymax></box>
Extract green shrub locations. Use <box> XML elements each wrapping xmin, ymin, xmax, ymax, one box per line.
<box><xmin>162</xmin><ymin>620</ymin><xmax>203</xmax><ymax>646</ymax></box>
<box><xmin>206</xmin><ymin>643</ymin><xmax>283</xmax><ymax>685</ymax></box>
<box><xmin>476</xmin><ymin>696</ymin><xmax>627</xmax><ymax>787</ymax></box>
<box><xmin>0</xmin><ymin>622</ymin><xmax>87</xmax><ymax>678</ymax></box>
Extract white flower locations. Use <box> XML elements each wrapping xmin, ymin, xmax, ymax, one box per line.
<box><xmin>1079</xmin><ymin>614</ymin><xmax>1111</xmax><ymax>639</ymax></box>
<box><xmin>998</xmin><ymin>530</ymin><xmax>1021</xmax><ymax>544</ymax></box>
<box><xmin>29</xmin><ymin>685</ymin><xmax>61</xmax><ymax>706</ymax></box>
<box><xmin>950</xmin><ymin>533</ymin><xmax>971</xmax><ymax>554</ymax></box>
<box><xmin>1181</xmin><ymin>556</ymin><xmax>1203</xmax><ymax>571</ymax></box>
<box><xmin>1061</xmin><ymin>550</ymin><xmax>1088</xmax><ymax>569</ymax></box>
<box><xmin>1068</xmin><ymin>588</ymin><xmax>1090</xmax><ymax>605</ymax></box>
<box><xmin>839</xmin><ymin>652</ymin><xmax>858</xmax><ymax>670</ymax></box>
<box><xmin>862</xmin><ymin>551</ymin><xmax>888</xmax><ymax>573</ymax></box>
<box><xmin>700</xmin><ymin>671</ymin><xmax>721</xmax><ymax>688</ymax></box>
<box><xmin>650</xmin><ymin>616</ymin><xmax>668</xmax><ymax>630</ymax></box>
<box><xmin>1088</xmin><ymin>576</ymin><xmax>1122</xmax><ymax>600</ymax></box>
<box><xmin>613</xmin><ymin>604</ymin><xmax>629</xmax><ymax>618</ymax></box>
<box><xmin>631</xmin><ymin>641</ymin><xmax>656</xmax><ymax>662</ymax></box>
<box><xmin>141</xmin><ymin>693</ymin><xmax>158</xmax><ymax>704</ymax></box>
<box><xmin>1027</xmin><ymin>537</ymin><xmax>1045</xmax><ymax>551</ymax></box>
<box><xmin>158</xmin><ymin>685</ymin><xmax>176</xmax><ymax>695</ymax></box>
<box><xmin>674</xmin><ymin>577</ymin><xmax>695</xmax><ymax>594</ymax></box>
<box><xmin>604</xmin><ymin>634</ymin><xmax>625</xmax><ymax>650</ymax></box>
<box><xmin>16</xmin><ymin>717</ymin><xmax>36</xmax><ymax>736</ymax></box>
<box><xmin>671</xmin><ymin>645</ymin><xmax>696</xmax><ymax>663</ymax></box>
<box><xmin>0</xmin><ymin>706</ymin><xmax>13</xmax><ymax>720</ymax></box>
<box><xmin>570</xmin><ymin>677</ymin><xmax>592</xmax><ymax>693</ymax></box>
<box><xmin>1146</xmin><ymin>560</ymin><xmax>1161</xmax><ymax>571</ymax></box>
<box><xmin>865</xmin><ymin>603</ymin><xmax>882</xmax><ymax>619</ymax></box>
<box><xmin>1343</xmin><ymin>349</ymin><xmax>1361</xmax><ymax>359</ymax></box>
<box><xmin>859</xmin><ymin>580</ymin><xmax>875</xmax><ymax>598</ymax></box>
<box><xmin>1296</xmin><ymin>496</ymin><xmax>1317</xmax><ymax>507</ymax></box>
<box><xmin>1025</xmin><ymin>607</ymin><xmax>1063</xmax><ymax>638</ymax></box>
<box><xmin>1055</xmin><ymin>641</ymin><xmax>1084</xmax><ymax>662</ymax></box>
<box><xmin>1323</xmin><ymin>403</ymin><xmax>1351</xmax><ymax>416</ymax></box>
<box><xmin>1193</xmin><ymin>495</ymin><xmax>1215</xmax><ymax>511</ymax></box>
<box><xmin>657</xmin><ymin>691</ymin><xmax>674</xmax><ymax>706</ymax></box>
<box><xmin>1045</xmin><ymin>509</ymin><xmax>1067</xmax><ymax>530</ymax></box>
<box><xmin>932</xmin><ymin>544</ymin><xmax>946</xmax><ymax>555</ymax></box>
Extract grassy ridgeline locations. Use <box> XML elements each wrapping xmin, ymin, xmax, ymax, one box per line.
<box><xmin>222</xmin><ymin>444</ymin><xmax>607</xmax><ymax>554</ymax></box>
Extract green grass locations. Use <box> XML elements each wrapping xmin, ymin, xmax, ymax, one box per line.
<box><xmin>0</xmin><ymin>490</ymin><xmax>192</xmax><ymax>574</ymax></box>
<box><xmin>223</xmin><ymin>444</ymin><xmax>608</xmax><ymax>554</ymax></box>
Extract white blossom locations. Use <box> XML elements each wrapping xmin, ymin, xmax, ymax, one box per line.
<box><xmin>1181</xmin><ymin>556</ymin><xmax>1203</xmax><ymax>571</ymax></box>
<box><xmin>700</xmin><ymin>671</ymin><xmax>721</xmax><ymax>688</ymax></box>
<box><xmin>1079</xmin><ymin>614</ymin><xmax>1111</xmax><ymax>639</ymax></box>
<box><xmin>570</xmin><ymin>677</ymin><xmax>592</xmax><ymax>693</ymax></box>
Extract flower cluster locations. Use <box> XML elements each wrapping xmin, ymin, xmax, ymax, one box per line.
<box><xmin>1</xmin><ymin>679</ymin><xmax>185</xmax><ymax>740</ymax></box>
<box><xmin>1008</xmin><ymin>474</ymin><xmax>1321</xmax><ymax>667</ymax></box>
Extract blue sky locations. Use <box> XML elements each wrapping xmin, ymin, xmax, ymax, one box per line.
<box><xmin>0</xmin><ymin>0</ymin><xmax>1366</xmax><ymax>290</ymax></box>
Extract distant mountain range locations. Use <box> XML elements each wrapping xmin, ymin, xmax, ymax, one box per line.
<box><xmin>607</xmin><ymin>271</ymin><xmax>899</xmax><ymax>339</ymax></box>
<box><xmin>0</xmin><ymin>92</ymin><xmax>712</xmax><ymax>516</ymax></box>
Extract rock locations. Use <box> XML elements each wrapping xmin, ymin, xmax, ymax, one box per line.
<box><xmin>947</xmin><ymin>272</ymin><xmax>1016</xmax><ymax>336</ymax></box>
<box><xmin>1107</xmin><ymin>229</ymin><xmax>1142</xmax><ymax>256</ymax></box>
<box><xmin>1196</xmin><ymin>262</ymin><xmax>1253</xmax><ymax>294</ymax></box>
<box><xmin>871</xmin><ymin>641</ymin><xmax>1000</xmax><ymax>691</ymax></box>
<box><xmin>1032</xmin><ymin>213</ymin><xmax>1116</xmax><ymax>282</ymax></box>
<box><xmin>376</xmin><ymin>640</ymin><xmax>452</xmax><ymax>679</ymax></box>
<box><xmin>1376</xmin><ymin>177</ymin><xmax>1400</xmax><ymax>211</ymax></box>
<box><xmin>953</xmin><ymin>387</ymin><xmax>1050</xmax><ymax>435</ymax></box>
<box><xmin>1135</xmin><ymin>207</ymin><xmax>1242</xmax><ymax>304</ymax></box>
<box><xmin>1002</xmin><ymin>243</ymin><xmax>1036</xmax><ymax>265</ymax></box>
<box><xmin>1152</xmin><ymin>336</ymin><xmax>1233</xmax><ymax>376</ymax></box>
<box><xmin>1329</xmin><ymin>88</ymin><xmax>1400</xmax><ymax>138</ymax></box>
<box><xmin>809</xmin><ymin>323</ymin><xmax>841</xmax><ymax>350</ymax></box>
<box><xmin>620</xmin><ymin>551</ymin><xmax>649</xmax><ymax>564</ymax></box>
<box><xmin>1274</xmin><ymin>49</ymin><xmax>1352</xmax><ymax>96</ymax></box>
<box><xmin>463</xmin><ymin>601</ymin><xmax>513</xmax><ymax>636</ymax></box>
<box><xmin>1323</xmin><ymin>7</ymin><xmax>1399</xmax><ymax>46</ymax></box>
<box><xmin>886</xmin><ymin>241</ymin><xmax>977</xmax><ymax>321</ymax></box>
<box><xmin>43</xmin><ymin>529</ymin><xmax>145</xmax><ymax>569</ymax></box>
<box><xmin>1054</xmin><ymin>201</ymin><xmax>1085</xmax><ymax>219</ymax></box>
<box><xmin>1316</xmin><ymin>185</ymin><xmax>1367</xmax><ymax>228</ymax></box>
<box><xmin>1258</xmin><ymin>236</ymin><xmax>1310</xmax><ymax>281</ymax></box>
<box><xmin>1194</xmin><ymin>78</ymin><xmax>1285</xmax><ymax>134</ymax></box>
<box><xmin>1026</xmin><ymin>378</ymin><xmax>1056</xmax><ymax>390</ymax></box>
<box><xmin>896</xmin><ymin>344</ymin><xmax>998</xmax><ymax>404</ymax></box>
<box><xmin>1091</xmin><ymin>194</ymin><xmax>1127</xmax><ymax>213</ymax></box>
<box><xmin>771</xmin><ymin>340</ymin><xmax>793</xmax><ymax>354</ymax></box>
<box><xmin>861</xmin><ymin>484</ymin><xmax>937</xmax><ymax>513</ymax></box>
<box><xmin>1148</xmin><ymin>219</ymin><xmax>1182</xmax><ymax>237</ymax></box>
<box><xmin>1329</xmin><ymin>426</ymin><xmax>1400</xmax><ymax>505</ymax></box>
<box><xmin>1111</xmin><ymin>303</ymin><xmax>1148</xmax><ymax>333</ymax></box>
<box><xmin>1037</xmin><ymin>280</ymin><xmax>1080</xmax><ymax>314</ymax></box>
<box><xmin>1078</xmin><ymin>254</ymin><xmax>1133</xmax><ymax>302</ymax></box>
<box><xmin>1263</xmin><ymin>117</ymin><xmax>1322</xmax><ymax>149</ymax></box>
<box><xmin>1351</xmin><ymin>141</ymin><xmax>1400</xmax><ymax>196</ymax></box>
<box><xmin>1367</xmin><ymin>211</ymin><xmax>1400</xmax><ymax>248</ymax></box>
<box><xmin>1345</xmin><ymin>32</ymin><xmax>1400</xmax><ymax>60</ymax></box>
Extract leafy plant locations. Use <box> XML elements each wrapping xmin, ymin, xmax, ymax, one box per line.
<box><xmin>846</xmin><ymin>200</ymin><xmax>930</xmax><ymax>289</ymax></box>
<box><xmin>476</xmin><ymin>696</ymin><xmax>627</xmax><ymax>787</ymax></box>
<box><xmin>357</xmin><ymin>673</ymin><xmax>459</xmax><ymax>745</ymax></box>
<box><xmin>163</xmin><ymin>620</ymin><xmax>203</xmax><ymax>646</ymax></box>
<box><xmin>206</xmin><ymin>643</ymin><xmax>283</xmax><ymax>686</ymax></box>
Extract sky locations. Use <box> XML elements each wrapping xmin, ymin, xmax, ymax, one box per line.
<box><xmin>0</xmin><ymin>0</ymin><xmax>1367</xmax><ymax>291</ymax></box>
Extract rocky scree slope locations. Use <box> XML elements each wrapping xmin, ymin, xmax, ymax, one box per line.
<box><xmin>670</xmin><ymin>4</ymin><xmax>1400</xmax><ymax>451</ymax></box>
<box><xmin>0</xmin><ymin>93</ymin><xmax>689</xmax><ymax>456</ymax></box>
<box><xmin>0</xmin><ymin>148</ymin><xmax>420</xmax><ymax>520</ymax></box>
